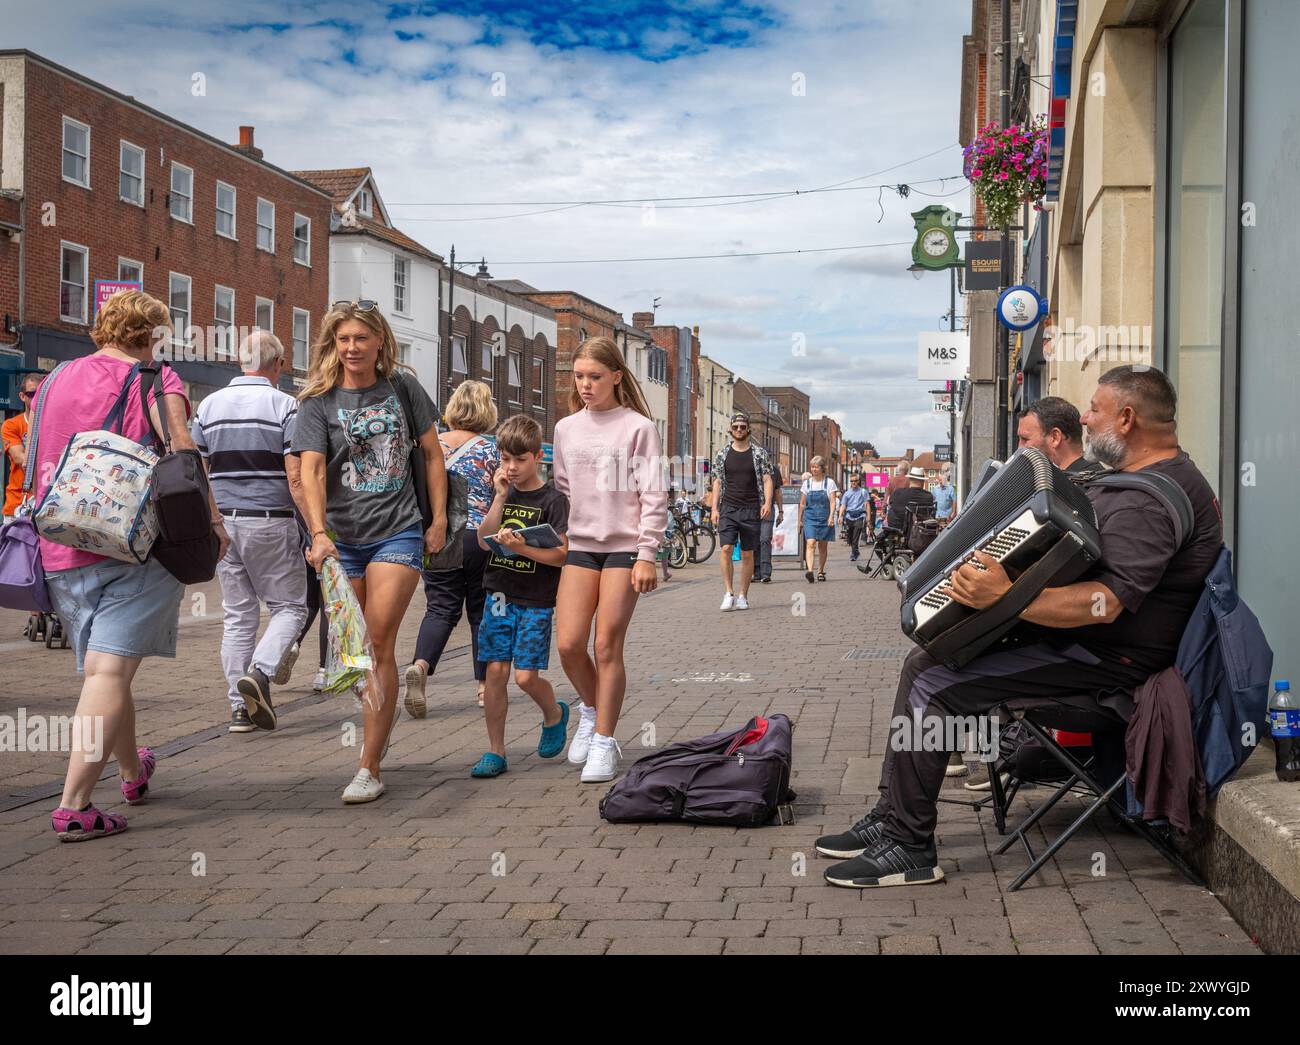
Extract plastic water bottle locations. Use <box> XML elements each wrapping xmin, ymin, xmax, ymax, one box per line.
<box><xmin>1269</xmin><ymin>680</ymin><xmax>1300</xmax><ymax>782</ymax></box>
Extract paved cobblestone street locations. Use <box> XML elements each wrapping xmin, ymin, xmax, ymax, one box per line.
<box><xmin>0</xmin><ymin>555</ymin><xmax>1256</xmax><ymax>955</ymax></box>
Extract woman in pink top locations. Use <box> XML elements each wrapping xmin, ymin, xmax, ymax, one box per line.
<box><xmin>34</xmin><ymin>291</ymin><xmax>229</xmax><ymax>842</ymax></box>
<box><xmin>553</xmin><ymin>337</ymin><xmax>668</xmax><ymax>784</ymax></box>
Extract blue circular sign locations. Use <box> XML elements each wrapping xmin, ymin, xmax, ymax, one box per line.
<box><xmin>996</xmin><ymin>285</ymin><xmax>1047</xmax><ymax>331</ymax></box>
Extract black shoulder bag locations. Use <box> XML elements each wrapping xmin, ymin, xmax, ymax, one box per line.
<box><xmin>389</xmin><ymin>373</ymin><xmax>467</xmax><ymax>570</ymax></box>
<box><xmin>143</xmin><ymin>365</ymin><xmax>222</xmax><ymax>583</ymax></box>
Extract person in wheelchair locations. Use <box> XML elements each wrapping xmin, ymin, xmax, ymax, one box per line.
<box><xmin>818</xmin><ymin>366</ymin><xmax>1222</xmax><ymax>888</ymax></box>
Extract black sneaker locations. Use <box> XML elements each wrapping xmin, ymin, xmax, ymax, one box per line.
<box><xmin>236</xmin><ymin>668</ymin><xmax>277</xmax><ymax>730</ymax></box>
<box><xmin>814</xmin><ymin>812</ymin><xmax>887</xmax><ymax>859</ymax></box>
<box><xmin>823</xmin><ymin>835</ymin><xmax>944</xmax><ymax>888</ymax></box>
<box><xmin>228</xmin><ymin>706</ymin><xmax>256</xmax><ymax>733</ymax></box>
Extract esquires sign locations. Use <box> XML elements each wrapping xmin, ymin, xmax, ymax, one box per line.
<box><xmin>964</xmin><ymin>241</ymin><xmax>1002</xmax><ymax>292</ymax></box>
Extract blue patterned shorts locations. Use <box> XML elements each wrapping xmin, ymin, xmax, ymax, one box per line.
<box><xmin>478</xmin><ymin>594</ymin><xmax>554</xmax><ymax>671</ymax></box>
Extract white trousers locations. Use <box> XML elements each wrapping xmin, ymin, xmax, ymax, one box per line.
<box><xmin>217</xmin><ymin>515</ymin><xmax>308</xmax><ymax>707</ymax></box>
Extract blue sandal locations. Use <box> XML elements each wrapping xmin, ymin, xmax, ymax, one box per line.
<box><xmin>470</xmin><ymin>752</ymin><xmax>508</xmax><ymax>778</ymax></box>
<box><xmin>538</xmin><ymin>702</ymin><xmax>571</xmax><ymax>759</ymax></box>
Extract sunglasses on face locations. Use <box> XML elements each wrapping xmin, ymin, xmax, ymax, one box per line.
<box><xmin>731</xmin><ymin>424</ymin><xmax>749</xmax><ymax>432</ymax></box>
<box><xmin>331</xmin><ymin>299</ymin><xmax>379</xmax><ymax>313</ymax></box>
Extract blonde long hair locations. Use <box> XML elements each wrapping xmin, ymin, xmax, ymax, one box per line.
<box><xmin>299</xmin><ymin>302</ymin><xmax>410</xmax><ymax>400</ymax></box>
<box><xmin>570</xmin><ymin>336</ymin><xmax>652</xmax><ymax>418</ymax></box>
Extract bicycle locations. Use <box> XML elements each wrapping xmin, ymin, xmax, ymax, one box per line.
<box><xmin>670</xmin><ymin>504</ymin><xmax>716</xmax><ymax>564</ymax></box>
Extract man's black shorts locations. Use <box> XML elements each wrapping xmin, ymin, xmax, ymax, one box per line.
<box><xmin>718</xmin><ymin>503</ymin><xmax>760</xmax><ymax>552</ymax></box>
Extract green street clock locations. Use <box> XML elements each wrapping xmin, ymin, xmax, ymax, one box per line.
<box><xmin>910</xmin><ymin>205</ymin><xmax>961</xmax><ymax>270</ymax></box>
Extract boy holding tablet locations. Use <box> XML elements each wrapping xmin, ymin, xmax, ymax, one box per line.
<box><xmin>471</xmin><ymin>415</ymin><xmax>571</xmax><ymax>777</ymax></box>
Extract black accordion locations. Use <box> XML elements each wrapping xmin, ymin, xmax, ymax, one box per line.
<box><xmin>898</xmin><ymin>448</ymin><xmax>1102</xmax><ymax>668</ymax></box>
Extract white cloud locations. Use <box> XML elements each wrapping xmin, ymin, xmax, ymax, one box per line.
<box><xmin>5</xmin><ymin>0</ymin><xmax>971</xmax><ymax>454</ymax></box>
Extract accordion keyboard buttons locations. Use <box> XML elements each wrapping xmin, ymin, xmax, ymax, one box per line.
<box><xmin>915</xmin><ymin>525</ymin><xmax>1033</xmax><ymax>612</ymax></box>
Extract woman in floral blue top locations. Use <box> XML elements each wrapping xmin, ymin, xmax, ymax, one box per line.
<box><xmin>405</xmin><ymin>380</ymin><xmax>500</xmax><ymax>713</ymax></box>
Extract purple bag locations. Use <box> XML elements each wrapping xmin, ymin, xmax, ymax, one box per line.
<box><xmin>0</xmin><ymin>362</ymin><xmax>66</xmax><ymax>613</ymax></box>
<box><xmin>0</xmin><ymin>515</ymin><xmax>52</xmax><ymax>612</ymax></box>
<box><xmin>599</xmin><ymin>714</ymin><xmax>796</xmax><ymax>827</ymax></box>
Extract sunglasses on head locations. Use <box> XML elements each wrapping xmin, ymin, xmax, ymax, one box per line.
<box><xmin>332</xmin><ymin>299</ymin><xmax>379</xmax><ymax>313</ymax></box>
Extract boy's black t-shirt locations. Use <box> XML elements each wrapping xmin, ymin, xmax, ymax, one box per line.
<box><xmin>483</xmin><ymin>481</ymin><xmax>570</xmax><ymax>608</ymax></box>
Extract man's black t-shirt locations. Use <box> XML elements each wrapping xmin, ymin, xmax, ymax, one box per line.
<box><xmin>483</xmin><ymin>481</ymin><xmax>570</xmax><ymax>608</ymax></box>
<box><xmin>722</xmin><ymin>446</ymin><xmax>759</xmax><ymax>509</ymax></box>
<box><xmin>1068</xmin><ymin>451</ymin><xmax>1222</xmax><ymax>673</ymax></box>
<box><xmin>886</xmin><ymin>486</ymin><xmax>935</xmax><ymax>531</ymax></box>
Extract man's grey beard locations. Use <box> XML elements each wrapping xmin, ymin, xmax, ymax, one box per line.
<box><xmin>1087</xmin><ymin>426</ymin><xmax>1127</xmax><ymax>468</ymax></box>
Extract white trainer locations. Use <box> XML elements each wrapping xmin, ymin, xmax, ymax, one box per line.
<box><xmin>342</xmin><ymin>767</ymin><xmax>385</xmax><ymax>804</ymax></box>
<box><xmin>568</xmin><ymin>706</ymin><xmax>598</xmax><ymax>765</ymax></box>
<box><xmin>734</xmin><ymin>595</ymin><xmax>749</xmax><ymax>610</ymax></box>
<box><xmin>312</xmin><ymin>668</ymin><xmax>326</xmax><ymax>693</ymax></box>
<box><xmin>273</xmin><ymin>641</ymin><xmax>300</xmax><ymax>686</ymax></box>
<box><xmin>720</xmin><ymin>593</ymin><xmax>736</xmax><ymax>611</ymax></box>
<box><xmin>581</xmin><ymin>735</ymin><xmax>623</xmax><ymax>783</ymax></box>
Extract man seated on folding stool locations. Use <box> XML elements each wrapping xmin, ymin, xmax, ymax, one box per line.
<box><xmin>816</xmin><ymin>365</ymin><xmax>1222</xmax><ymax>888</ymax></box>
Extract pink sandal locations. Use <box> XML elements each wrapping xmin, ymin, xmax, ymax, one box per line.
<box><xmin>120</xmin><ymin>747</ymin><xmax>156</xmax><ymax>805</ymax></box>
<box><xmin>51</xmin><ymin>805</ymin><xmax>128</xmax><ymax>842</ymax></box>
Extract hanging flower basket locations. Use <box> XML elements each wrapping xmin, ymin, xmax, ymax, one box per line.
<box><xmin>962</xmin><ymin>116</ymin><xmax>1048</xmax><ymax>228</ymax></box>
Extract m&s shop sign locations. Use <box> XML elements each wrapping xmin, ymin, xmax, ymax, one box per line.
<box><xmin>917</xmin><ymin>332</ymin><xmax>970</xmax><ymax>380</ymax></box>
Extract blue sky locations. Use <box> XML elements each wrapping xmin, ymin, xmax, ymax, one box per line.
<box><xmin>5</xmin><ymin>0</ymin><xmax>971</xmax><ymax>453</ymax></box>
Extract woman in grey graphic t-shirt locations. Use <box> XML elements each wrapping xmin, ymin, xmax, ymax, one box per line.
<box><xmin>292</xmin><ymin>301</ymin><xmax>447</xmax><ymax>805</ymax></box>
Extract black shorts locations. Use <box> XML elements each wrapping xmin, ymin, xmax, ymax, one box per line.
<box><xmin>565</xmin><ymin>550</ymin><xmax>638</xmax><ymax>571</ymax></box>
<box><xmin>718</xmin><ymin>503</ymin><xmax>760</xmax><ymax>552</ymax></box>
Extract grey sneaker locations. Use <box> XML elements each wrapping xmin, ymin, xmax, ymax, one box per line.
<box><xmin>403</xmin><ymin>662</ymin><xmax>428</xmax><ymax>719</ymax></box>
<box><xmin>228</xmin><ymin>707</ymin><xmax>256</xmax><ymax>733</ymax></box>
<box><xmin>272</xmin><ymin>641</ymin><xmax>300</xmax><ymax>686</ymax></box>
<box><xmin>236</xmin><ymin>668</ymin><xmax>276</xmax><ymax>730</ymax></box>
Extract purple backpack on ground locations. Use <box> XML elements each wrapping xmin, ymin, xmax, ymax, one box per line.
<box><xmin>599</xmin><ymin>714</ymin><xmax>796</xmax><ymax>827</ymax></box>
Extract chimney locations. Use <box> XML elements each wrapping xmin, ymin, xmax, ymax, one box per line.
<box><xmin>235</xmin><ymin>125</ymin><xmax>263</xmax><ymax>160</ymax></box>
<box><xmin>632</xmin><ymin>311</ymin><xmax>654</xmax><ymax>329</ymax></box>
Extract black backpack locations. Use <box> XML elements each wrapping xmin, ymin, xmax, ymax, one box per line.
<box><xmin>600</xmin><ymin>715</ymin><xmax>796</xmax><ymax>827</ymax></box>
<box><xmin>905</xmin><ymin>500</ymin><xmax>939</xmax><ymax>555</ymax></box>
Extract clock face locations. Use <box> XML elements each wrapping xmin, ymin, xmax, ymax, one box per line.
<box><xmin>922</xmin><ymin>229</ymin><xmax>951</xmax><ymax>257</ymax></box>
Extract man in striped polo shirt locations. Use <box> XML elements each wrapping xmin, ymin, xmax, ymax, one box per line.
<box><xmin>193</xmin><ymin>330</ymin><xmax>308</xmax><ymax>734</ymax></box>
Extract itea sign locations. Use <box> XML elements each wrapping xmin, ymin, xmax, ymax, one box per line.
<box><xmin>917</xmin><ymin>332</ymin><xmax>970</xmax><ymax>380</ymax></box>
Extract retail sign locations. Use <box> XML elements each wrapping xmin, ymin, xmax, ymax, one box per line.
<box><xmin>94</xmin><ymin>280</ymin><xmax>141</xmax><ymax>317</ymax></box>
<box><xmin>917</xmin><ymin>331</ymin><xmax>970</xmax><ymax>380</ymax></box>
<box><xmin>932</xmin><ymin>394</ymin><xmax>953</xmax><ymax>412</ymax></box>
<box><xmin>996</xmin><ymin>285</ymin><xmax>1047</xmax><ymax>331</ymax></box>
<box><xmin>934</xmin><ymin>444</ymin><xmax>953</xmax><ymax>462</ymax></box>
<box><xmin>964</xmin><ymin>241</ymin><xmax>1002</xmax><ymax>291</ymax></box>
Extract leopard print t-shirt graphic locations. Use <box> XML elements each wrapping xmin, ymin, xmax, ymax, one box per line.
<box><xmin>337</xmin><ymin>394</ymin><xmax>408</xmax><ymax>493</ymax></box>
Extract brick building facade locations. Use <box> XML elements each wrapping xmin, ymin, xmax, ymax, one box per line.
<box><xmin>445</xmin><ymin>271</ymin><xmax>557</xmax><ymax>441</ymax></box>
<box><xmin>758</xmin><ymin>385</ymin><xmax>810</xmax><ymax>479</ymax></box>
<box><xmin>631</xmin><ymin>312</ymin><xmax>698</xmax><ymax>483</ymax></box>
<box><xmin>811</xmin><ymin>414</ymin><xmax>844</xmax><ymax>488</ymax></box>
<box><xmin>0</xmin><ymin>51</ymin><xmax>332</xmax><ymax>403</ymax></box>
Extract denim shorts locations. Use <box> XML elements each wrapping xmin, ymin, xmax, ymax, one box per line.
<box><xmin>478</xmin><ymin>595</ymin><xmax>554</xmax><ymax>671</ymax></box>
<box><xmin>46</xmin><ymin>556</ymin><xmax>185</xmax><ymax>672</ymax></box>
<box><xmin>335</xmin><ymin>526</ymin><xmax>424</xmax><ymax>579</ymax></box>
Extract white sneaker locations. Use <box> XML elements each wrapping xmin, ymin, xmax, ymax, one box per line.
<box><xmin>342</xmin><ymin>767</ymin><xmax>385</xmax><ymax>804</ymax></box>
<box><xmin>581</xmin><ymin>735</ymin><xmax>622</xmax><ymax>783</ymax></box>
<box><xmin>403</xmin><ymin>663</ymin><xmax>428</xmax><ymax>718</ymax></box>
<box><xmin>568</xmin><ymin>706</ymin><xmax>598</xmax><ymax>765</ymax></box>
<box><xmin>312</xmin><ymin>668</ymin><xmax>326</xmax><ymax>693</ymax></box>
<box><xmin>273</xmin><ymin>641</ymin><xmax>300</xmax><ymax>686</ymax></box>
<box><xmin>720</xmin><ymin>593</ymin><xmax>736</xmax><ymax>611</ymax></box>
<box><xmin>734</xmin><ymin>595</ymin><xmax>749</xmax><ymax>610</ymax></box>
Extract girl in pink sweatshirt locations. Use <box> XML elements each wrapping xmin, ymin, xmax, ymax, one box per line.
<box><xmin>553</xmin><ymin>336</ymin><xmax>668</xmax><ymax>783</ymax></box>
